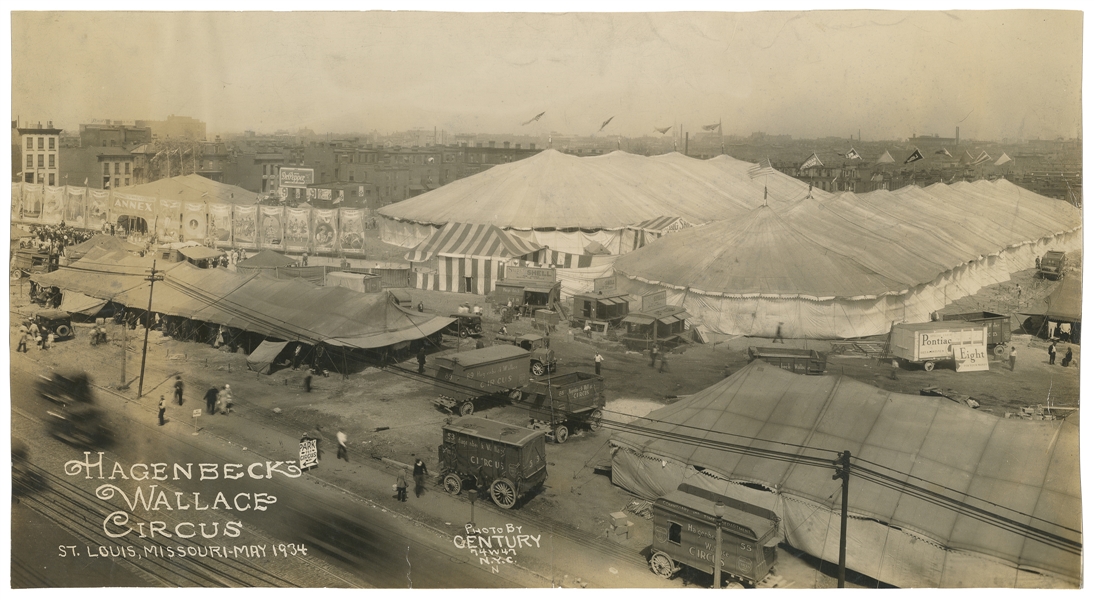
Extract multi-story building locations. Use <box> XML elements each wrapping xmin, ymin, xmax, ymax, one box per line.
<box><xmin>79</xmin><ymin>121</ymin><xmax>152</xmax><ymax>147</ymax></box>
<box><xmin>135</xmin><ymin>115</ymin><xmax>207</xmax><ymax>141</ymax></box>
<box><xmin>98</xmin><ymin>148</ymin><xmax>135</xmax><ymax>189</ymax></box>
<box><xmin>17</xmin><ymin>122</ymin><xmax>62</xmax><ymax>185</ymax></box>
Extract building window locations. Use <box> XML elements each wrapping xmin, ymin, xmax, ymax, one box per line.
<box><xmin>103</xmin><ymin>163</ymin><xmax>110</xmax><ymax>175</ymax></box>
<box><xmin>38</xmin><ymin>137</ymin><xmax>44</xmax><ymax>150</ymax></box>
<box><xmin>668</xmin><ymin>522</ymin><xmax>682</xmax><ymax>544</ymax></box>
<box><xmin>125</xmin><ymin>163</ymin><xmax>131</xmax><ymax>174</ymax></box>
<box><xmin>49</xmin><ymin>137</ymin><xmax>55</xmax><ymax>150</ymax></box>
<box><xmin>26</xmin><ymin>155</ymin><xmax>33</xmax><ymax>169</ymax></box>
<box><xmin>48</xmin><ymin>154</ymin><xmax>55</xmax><ymax>168</ymax></box>
<box><xmin>115</xmin><ymin>163</ymin><xmax>121</xmax><ymax>174</ymax></box>
<box><xmin>38</xmin><ymin>154</ymin><xmax>44</xmax><ymax>168</ymax></box>
<box><xmin>49</xmin><ymin>173</ymin><xmax>55</xmax><ymax>186</ymax></box>
<box><xmin>26</xmin><ymin>137</ymin><xmax>32</xmax><ymax>149</ymax></box>
<box><xmin>125</xmin><ymin>178</ymin><xmax>130</xmax><ymax>186</ymax></box>
<box><xmin>114</xmin><ymin>177</ymin><xmax>120</xmax><ymax>188</ymax></box>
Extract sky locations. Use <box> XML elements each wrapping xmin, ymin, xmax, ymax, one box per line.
<box><xmin>9</xmin><ymin>9</ymin><xmax>1084</xmax><ymax>141</ymax></box>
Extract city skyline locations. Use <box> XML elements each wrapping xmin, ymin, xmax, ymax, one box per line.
<box><xmin>12</xmin><ymin>10</ymin><xmax>1083</xmax><ymax>142</ymax></box>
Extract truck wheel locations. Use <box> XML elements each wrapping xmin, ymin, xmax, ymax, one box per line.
<box><xmin>554</xmin><ymin>425</ymin><xmax>569</xmax><ymax>444</ymax></box>
<box><xmin>923</xmin><ymin>361</ymin><xmax>935</xmax><ymax>372</ymax></box>
<box><xmin>459</xmin><ymin>402</ymin><xmax>475</xmax><ymax>416</ymax></box>
<box><xmin>994</xmin><ymin>345</ymin><xmax>1006</xmax><ymax>357</ymax></box>
<box><xmin>443</xmin><ymin>473</ymin><xmax>462</xmax><ymax>496</ymax></box>
<box><xmin>588</xmin><ymin>409</ymin><xmax>604</xmax><ymax>431</ymax></box>
<box><xmin>490</xmin><ymin>478</ymin><xmax>517</xmax><ymax>509</ymax></box>
<box><xmin>650</xmin><ymin>552</ymin><xmax>676</xmax><ymax>578</ymax></box>
<box><xmin>459</xmin><ymin>329</ymin><xmax>469</xmax><ymax>338</ymax></box>
<box><xmin>531</xmin><ymin>362</ymin><xmax>546</xmax><ymax>376</ymax></box>
<box><xmin>55</xmin><ymin>324</ymin><xmax>72</xmax><ymax>338</ymax></box>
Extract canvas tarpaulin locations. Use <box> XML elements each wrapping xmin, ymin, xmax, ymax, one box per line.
<box><xmin>247</xmin><ymin>340</ymin><xmax>289</xmax><ymax>374</ymax></box>
<box><xmin>59</xmin><ymin>291</ymin><xmax>108</xmax><ymax>315</ymax></box>
<box><xmin>609</xmin><ymin>362</ymin><xmax>1081</xmax><ymax>588</ymax></box>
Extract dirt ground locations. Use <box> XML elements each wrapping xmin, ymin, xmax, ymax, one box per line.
<box><xmin>9</xmin><ymin>247</ymin><xmax>1079</xmax><ymax>589</ymax></box>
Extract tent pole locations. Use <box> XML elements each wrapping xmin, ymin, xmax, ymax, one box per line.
<box><xmin>833</xmin><ymin>450</ymin><xmax>851</xmax><ymax>588</ymax></box>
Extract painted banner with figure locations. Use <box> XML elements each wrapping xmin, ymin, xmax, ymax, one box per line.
<box><xmin>157</xmin><ymin>199</ymin><xmax>181</xmax><ymax>242</ymax></box>
<box><xmin>284</xmin><ymin>208</ymin><xmax>311</xmax><ymax>252</ymax></box>
<box><xmin>22</xmin><ymin>186</ymin><xmax>43</xmax><ymax>221</ymax></box>
<box><xmin>63</xmin><ymin>187</ymin><xmax>87</xmax><ymax>228</ymax></box>
<box><xmin>41</xmin><ymin>187</ymin><xmax>65</xmax><ymax>224</ymax></box>
<box><xmin>87</xmin><ymin>190</ymin><xmax>110</xmax><ymax>230</ymax></box>
<box><xmin>260</xmin><ymin>205</ymin><xmax>284</xmax><ymax>249</ymax></box>
<box><xmin>338</xmin><ymin>208</ymin><xmax>366</xmax><ymax>255</ymax></box>
<box><xmin>210</xmin><ymin>203</ymin><xmax>234</xmax><ymax>247</ymax></box>
<box><xmin>313</xmin><ymin>209</ymin><xmax>337</xmax><ymax>253</ymax></box>
<box><xmin>11</xmin><ymin>183</ymin><xmax>22</xmax><ymax>222</ymax></box>
<box><xmin>233</xmin><ymin>205</ymin><xmax>259</xmax><ymax>249</ymax></box>
<box><xmin>182</xmin><ymin>203</ymin><xmax>208</xmax><ymax>242</ymax></box>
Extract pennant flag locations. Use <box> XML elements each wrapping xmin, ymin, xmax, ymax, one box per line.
<box><xmin>904</xmin><ymin>148</ymin><xmax>924</xmax><ymax>164</ymax></box>
<box><xmin>935</xmin><ymin>148</ymin><xmax>953</xmax><ymax>157</ymax></box>
<box><xmin>598</xmin><ymin>116</ymin><xmax>614</xmax><ymax>132</ymax></box>
<box><xmin>521</xmin><ymin>111</ymin><xmax>546</xmax><ymax>126</ymax></box>
<box><xmin>83</xmin><ymin>178</ymin><xmax>88</xmax><ymax>186</ymax></box>
<box><xmin>748</xmin><ymin>158</ymin><xmax>776</xmax><ymax>179</ymax></box>
<box><xmin>876</xmin><ymin>150</ymin><xmax>895</xmax><ymax>164</ymax></box>
<box><xmin>844</xmin><ymin>147</ymin><xmax>862</xmax><ymax>160</ymax></box>
<box><xmin>994</xmin><ymin>152</ymin><xmax>1012</xmax><ymax>166</ymax></box>
<box><xmin>800</xmin><ymin>152</ymin><xmax>823</xmax><ymax>170</ymax></box>
<box><xmin>961</xmin><ymin>150</ymin><xmax>976</xmax><ymax>164</ymax></box>
<box><xmin>972</xmin><ymin>150</ymin><xmax>992</xmax><ymax>166</ymax></box>
<box><xmin>702</xmin><ymin>122</ymin><xmax>721</xmax><ymax>131</ymax></box>
<box><xmin>654</xmin><ymin>126</ymin><xmax>672</xmax><ymax>135</ymax></box>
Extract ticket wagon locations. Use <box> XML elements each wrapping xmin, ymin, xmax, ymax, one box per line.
<box><xmin>438</xmin><ymin>416</ymin><xmax>548</xmax><ymax>509</ymax></box>
<box><xmin>650</xmin><ymin>484</ymin><xmax>779</xmax><ymax>587</ymax></box>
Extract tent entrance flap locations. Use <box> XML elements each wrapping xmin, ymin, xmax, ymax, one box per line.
<box><xmin>247</xmin><ymin>340</ymin><xmax>290</xmax><ymax>374</ymax></box>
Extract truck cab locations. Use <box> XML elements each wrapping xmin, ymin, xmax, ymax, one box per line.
<box><xmin>1039</xmin><ymin>251</ymin><xmax>1067</xmax><ymax>280</ymax></box>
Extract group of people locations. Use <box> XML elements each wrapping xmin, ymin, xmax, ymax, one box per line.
<box><xmin>395</xmin><ymin>459</ymin><xmax>429</xmax><ymax>502</ymax></box>
<box><xmin>14</xmin><ymin>321</ymin><xmax>53</xmax><ymax>352</ymax></box>
<box><xmin>202</xmin><ymin>383</ymin><xmax>234</xmax><ymax>416</ymax></box>
<box><xmin>456</xmin><ymin>302</ymin><xmax>483</xmax><ymax>315</ymax></box>
<box><xmin>1047</xmin><ymin>341</ymin><xmax>1075</xmax><ymax>368</ymax></box>
<box><xmin>19</xmin><ymin>223</ymin><xmax>97</xmax><ymax>255</ymax></box>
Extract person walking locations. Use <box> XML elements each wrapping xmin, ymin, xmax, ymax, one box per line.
<box><xmin>304</xmin><ymin>374</ymin><xmax>313</xmax><ymax>393</ymax></box>
<box><xmin>218</xmin><ymin>384</ymin><xmax>233</xmax><ymax>414</ymax></box>
<box><xmin>417</xmin><ymin>301</ymin><xmax>424</xmax><ymax>313</ymax></box>
<box><xmin>584</xmin><ymin>321</ymin><xmax>592</xmax><ymax>338</ymax></box>
<box><xmin>173</xmin><ymin>375</ymin><xmax>184</xmax><ymax>405</ymax></box>
<box><xmin>649</xmin><ymin>344</ymin><xmax>659</xmax><ymax>368</ymax></box>
<box><xmin>158</xmin><ymin>395</ymin><xmax>166</xmax><ymax>426</ymax></box>
<box><xmin>659</xmin><ymin>350</ymin><xmax>668</xmax><ymax>373</ymax></box>
<box><xmin>594</xmin><ymin>352</ymin><xmax>603</xmax><ymax>376</ymax></box>
<box><xmin>1009</xmin><ymin>346</ymin><xmax>1018</xmax><ymax>371</ymax></box>
<box><xmin>1062</xmin><ymin>346</ymin><xmax>1074</xmax><ymax>368</ymax></box>
<box><xmin>396</xmin><ymin>470</ymin><xmax>408</xmax><ymax>502</ymax></box>
<box><xmin>773</xmin><ymin>322</ymin><xmax>785</xmax><ymax>344</ymax></box>
<box><xmin>1048</xmin><ymin>341</ymin><xmax>1057</xmax><ymax>365</ymax></box>
<box><xmin>43</xmin><ymin>331</ymin><xmax>54</xmax><ymax>351</ymax></box>
<box><xmin>336</xmin><ymin>430</ymin><xmax>349</xmax><ymax>462</ymax></box>
<box><xmin>16</xmin><ymin>329</ymin><xmax>29</xmax><ymax>353</ymax></box>
<box><xmin>413</xmin><ymin>459</ymin><xmax>428</xmax><ymax>498</ymax></box>
<box><xmin>417</xmin><ymin>346</ymin><xmax>427</xmax><ymax>374</ymax></box>
<box><xmin>292</xmin><ymin>345</ymin><xmax>302</xmax><ymax>370</ymax></box>
<box><xmin>301</xmin><ymin>252</ymin><xmax>309</xmax><ymax>267</ymax></box>
<box><xmin>204</xmin><ymin>386</ymin><xmax>219</xmax><ymax>415</ymax></box>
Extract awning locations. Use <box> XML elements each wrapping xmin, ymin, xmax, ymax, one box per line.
<box><xmin>247</xmin><ymin>340</ymin><xmax>289</xmax><ymax>375</ymax></box>
<box><xmin>179</xmin><ymin>246</ymin><xmax>225</xmax><ymax>261</ymax></box>
<box><xmin>59</xmin><ymin>291</ymin><xmax>108</xmax><ymax>315</ymax></box>
<box><xmin>523</xmin><ymin>284</ymin><xmax>557</xmax><ymax>294</ymax></box>
<box><xmin>657</xmin><ymin>311</ymin><xmax>691</xmax><ymax>325</ymax></box>
<box><xmin>598</xmin><ymin>297</ymin><xmax>626</xmax><ymax>306</ymax></box>
<box><xmin>622</xmin><ymin>314</ymin><xmax>655</xmax><ymax>326</ymax></box>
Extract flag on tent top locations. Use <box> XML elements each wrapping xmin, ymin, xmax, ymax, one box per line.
<box><xmin>748</xmin><ymin>158</ymin><xmax>776</xmax><ymax>179</ymax></box>
<box><xmin>971</xmin><ymin>150</ymin><xmax>992</xmax><ymax>165</ymax></box>
<box><xmin>994</xmin><ymin>152</ymin><xmax>1012</xmax><ymax>166</ymax></box>
<box><xmin>654</xmin><ymin>126</ymin><xmax>672</xmax><ymax>135</ymax></box>
<box><xmin>961</xmin><ymin>149</ymin><xmax>976</xmax><ymax>164</ymax></box>
<box><xmin>800</xmin><ymin>152</ymin><xmax>823</xmax><ymax>170</ymax></box>
<box><xmin>702</xmin><ymin>122</ymin><xmax>721</xmax><ymax>131</ymax></box>
<box><xmin>935</xmin><ymin>148</ymin><xmax>953</xmax><ymax>157</ymax></box>
<box><xmin>598</xmin><ymin>116</ymin><xmax>614</xmax><ymax>132</ymax></box>
<box><xmin>876</xmin><ymin>150</ymin><xmax>895</xmax><ymax>164</ymax></box>
<box><xmin>904</xmin><ymin>148</ymin><xmax>924</xmax><ymax>164</ymax></box>
<box><xmin>521</xmin><ymin>111</ymin><xmax>546</xmax><ymax>126</ymax></box>
<box><xmin>844</xmin><ymin>147</ymin><xmax>862</xmax><ymax>160</ymax></box>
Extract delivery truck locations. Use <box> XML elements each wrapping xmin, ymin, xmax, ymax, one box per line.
<box><xmin>888</xmin><ymin>321</ymin><xmax>988</xmax><ymax>371</ymax></box>
<box><xmin>429</xmin><ymin>345</ymin><xmax>534</xmax><ymax>415</ymax></box>
<box><xmin>438</xmin><ymin>416</ymin><xmax>548</xmax><ymax>509</ymax></box>
<box><xmin>940</xmin><ymin>311</ymin><xmax>1011</xmax><ymax>355</ymax></box>
<box><xmin>524</xmin><ymin>372</ymin><xmax>605</xmax><ymax>443</ymax></box>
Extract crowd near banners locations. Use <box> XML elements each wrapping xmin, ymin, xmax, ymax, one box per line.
<box><xmin>64</xmin><ymin>187</ymin><xmax>86</xmax><ymax>227</ymax></box>
<box><xmin>158</xmin><ymin>199</ymin><xmax>181</xmax><ymax>242</ymax></box>
<box><xmin>313</xmin><ymin>209</ymin><xmax>337</xmax><ymax>252</ymax></box>
<box><xmin>279</xmin><ymin>167</ymin><xmax>314</xmax><ymax>189</ymax></box>
<box><xmin>953</xmin><ymin>343</ymin><xmax>990</xmax><ymax>372</ymax></box>
<box><xmin>260</xmin><ymin>205</ymin><xmax>284</xmax><ymax>249</ymax></box>
<box><xmin>211</xmin><ymin>203</ymin><xmax>235</xmax><ymax>247</ymax></box>
<box><xmin>285</xmin><ymin>208</ymin><xmax>311</xmax><ymax>251</ymax></box>
<box><xmin>87</xmin><ymin>190</ymin><xmax>109</xmax><ymax>230</ymax></box>
<box><xmin>593</xmin><ymin>276</ymin><xmax>617</xmax><ymax>293</ymax></box>
<box><xmin>339</xmin><ymin>208</ymin><xmax>366</xmax><ymax>255</ymax></box>
<box><xmin>182</xmin><ymin>203</ymin><xmax>208</xmax><ymax>241</ymax></box>
<box><xmin>642</xmin><ymin>290</ymin><xmax>667</xmax><ymax>311</ymax></box>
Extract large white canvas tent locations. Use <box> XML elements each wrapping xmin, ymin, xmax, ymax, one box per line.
<box><xmin>614</xmin><ymin>178</ymin><xmax>1081</xmax><ymax>338</ymax></box>
<box><xmin>610</xmin><ymin>362</ymin><xmax>1081</xmax><ymax>588</ymax></box>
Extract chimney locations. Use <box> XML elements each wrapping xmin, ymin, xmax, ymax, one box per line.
<box><xmin>956</xmin><ymin>126</ymin><xmax>960</xmax><ymax>147</ymax></box>
<box><xmin>503</xmin><ymin>141</ymin><xmax>510</xmax><ymax>149</ymax></box>
<box><xmin>489</xmin><ymin>141</ymin><xmax>496</xmax><ymax>148</ymax></box>
<box><xmin>685</xmin><ymin>132</ymin><xmax>689</xmax><ymax>156</ymax></box>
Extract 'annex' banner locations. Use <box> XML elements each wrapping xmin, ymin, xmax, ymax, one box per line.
<box><xmin>284</xmin><ymin>208</ymin><xmax>310</xmax><ymax>251</ymax></box>
<box><xmin>260</xmin><ymin>206</ymin><xmax>284</xmax><ymax>249</ymax></box>
<box><xmin>313</xmin><ymin>209</ymin><xmax>337</xmax><ymax>252</ymax></box>
<box><xmin>210</xmin><ymin>203</ymin><xmax>234</xmax><ymax>247</ymax></box>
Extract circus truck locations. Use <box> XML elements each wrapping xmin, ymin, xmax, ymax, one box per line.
<box><xmin>429</xmin><ymin>345</ymin><xmax>540</xmax><ymax>416</ymax></box>
<box><xmin>888</xmin><ymin>321</ymin><xmax>989</xmax><ymax>372</ymax></box>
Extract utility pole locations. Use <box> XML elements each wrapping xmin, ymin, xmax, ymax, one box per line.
<box><xmin>118</xmin><ymin>318</ymin><xmax>128</xmax><ymax>390</ymax></box>
<box><xmin>832</xmin><ymin>450</ymin><xmax>851</xmax><ymax>588</ymax></box>
<box><xmin>137</xmin><ymin>260</ymin><xmax>165</xmax><ymax>398</ymax></box>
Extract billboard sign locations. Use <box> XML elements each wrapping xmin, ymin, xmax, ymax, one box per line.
<box><xmin>278</xmin><ymin>167</ymin><xmax>314</xmax><ymax>189</ymax></box>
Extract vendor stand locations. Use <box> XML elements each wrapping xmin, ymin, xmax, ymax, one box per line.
<box><xmin>493</xmin><ymin>265</ymin><xmax>561</xmax><ymax>318</ymax></box>
<box><xmin>620</xmin><ymin>290</ymin><xmax>691</xmax><ymax>351</ymax></box>
<box><xmin>571</xmin><ymin>276</ymin><xmax>630</xmax><ymax>332</ymax></box>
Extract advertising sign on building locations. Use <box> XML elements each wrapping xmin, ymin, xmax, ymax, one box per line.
<box><xmin>953</xmin><ymin>344</ymin><xmax>990</xmax><ymax>372</ymax></box>
<box><xmin>506</xmin><ymin>265</ymin><xmax>557</xmax><ymax>283</ymax></box>
<box><xmin>593</xmin><ymin>276</ymin><xmax>617</xmax><ymax>293</ymax></box>
<box><xmin>642</xmin><ymin>290</ymin><xmax>667</xmax><ymax>312</ymax></box>
<box><xmin>278</xmin><ymin>167</ymin><xmax>314</xmax><ymax>189</ymax></box>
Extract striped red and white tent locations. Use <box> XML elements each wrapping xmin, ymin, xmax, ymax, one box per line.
<box><xmin>406</xmin><ymin>222</ymin><xmax>543</xmax><ymax>294</ymax></box>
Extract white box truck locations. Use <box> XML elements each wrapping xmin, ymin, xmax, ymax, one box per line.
<box><xmin>889</xmin><ymin>321</ymin><xmax>988</xmax><ymax>371</ymax></box>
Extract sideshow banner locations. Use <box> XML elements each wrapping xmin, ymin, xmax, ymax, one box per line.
<box><xmin>234</xmin><ymin>205</ymin><xmax>259</xmax><ymax>249</ymax></box>
<box><xmin>338</xmin><ymin>208</ymin><xmax>365</xmax><ymax>255</ymax></box>
<box><xmin>285</xmin><ymin>208</ymin><xmax>311</xmax><ymax>251</ymax></box>
<box><xmin>111</xmin><ymin>192</ymin><xmax>157</xmax><ymax>226</ymax></box>
<box><xmin>21</xmin><ymin>186</ymin><xmax>43</xmax><ymax>221</ymax></box>
<box><xmin>63</xmin><ymin>187</ymin><xmax>87</xmax><ymax>228</ymax></box>
<box><xmin>210</xmin><ymin>203</ymin><xmax>234</xmax><ymax>247</ymax></box>
<box><xmin>157</xmin><ymin>199</ymin><xmax>182</xmax><ymax>242</ymax></box>
<box><xmin>182</xmin><ymin>203</ymin><xmax>208</xmax><ymax>242</ymax></box>
<box><xmin>87</xmin><ymin>190</ymin><xmax>110</xmax><ymax>230</ymax></box>
<box><xmin>41</xmin><ymin>186</ymin><xmax>65</xmax><ymax>224</ymax></box>
<box><xmin>313</xmin><ymin>209</ymin><xmax>337</xmax><ymax>252</ymax></box>
<box><xmin>260</xmin><ymin>205</ymin><xmax>284</xmax><ymax>249</ymax></box>
<box><xmin>11</xmin><ymin>182</ymin><xmax>22</xmax><ymax>222</ymax></box>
